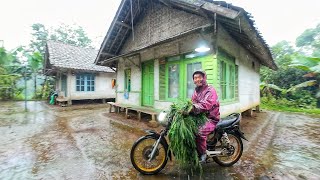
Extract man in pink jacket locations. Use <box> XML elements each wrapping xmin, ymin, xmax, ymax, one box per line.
<box><xmin>191</xmin><ymin>71</ymin><xmax>220</xmax><ymax>163</ymax></box>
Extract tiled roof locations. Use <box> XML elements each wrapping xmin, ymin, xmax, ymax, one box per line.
<box><xmin>46</xmin><ymin>41</ymin><xmax>114</xmax><ymax>72</ymax></box>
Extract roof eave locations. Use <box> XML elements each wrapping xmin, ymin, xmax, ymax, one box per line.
<box><xmin>95</xmin><ymin>0</ymin><xmax>127</xmax><ymax>65</ymax></box>
<box><xmin>100</xmin><ymin>23</ymin><xmax>214</xmax><ymax>66</ymax></box>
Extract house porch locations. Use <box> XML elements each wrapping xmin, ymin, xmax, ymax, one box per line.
<box><xmin>107</xmin><ymin>102</ymin><xmax>161</xmax><ymax>122</ymax></box>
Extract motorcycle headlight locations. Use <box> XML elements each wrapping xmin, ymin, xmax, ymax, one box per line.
<box><xmin>157</xmin><ymin>111</ymin><xmax>168</xmax><ymax>127</ymax></box>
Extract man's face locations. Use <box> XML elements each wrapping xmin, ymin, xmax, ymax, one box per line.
<box><xmin>193</xmin><ymin>73</ymin><xmax>204</xmax><ymax>87</ymax></box>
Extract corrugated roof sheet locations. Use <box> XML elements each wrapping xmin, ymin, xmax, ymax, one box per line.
<box><xmin>46</xmin><ymin>41</ymin><xmax>114</xmax><ymax>72</ymax></box>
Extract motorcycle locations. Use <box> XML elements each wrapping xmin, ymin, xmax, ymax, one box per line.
<box><xmin>130</xmin><ymin>111</ymin><xmax>247</xmax><ymax>175</ymax></box>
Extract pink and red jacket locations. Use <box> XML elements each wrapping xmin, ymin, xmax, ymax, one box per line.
<box><xmin>191</xmin><ymin>72</ymin><xmax>220</xmax><ymax>123</ymax></box>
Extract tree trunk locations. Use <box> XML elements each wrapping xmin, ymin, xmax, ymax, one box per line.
<box><xmin>41</xmin><ymin>75</ymin><xmax>48</xmax><ymax>99</ymax></box>
<box><xmin>34</xmin><ymin>73</ymin><xmax>37</xmax><ymax>99</ymax></box>
<box><xmin>316</xmin><ymin>84</ymin><xmax>320</xmax><ymax>108</ymax></box>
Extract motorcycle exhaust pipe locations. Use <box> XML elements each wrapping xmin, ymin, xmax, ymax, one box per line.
<box><xmin>206</xmin><ymin>150</ymin><xmax>222</xmax><ymax>156</ymax></box>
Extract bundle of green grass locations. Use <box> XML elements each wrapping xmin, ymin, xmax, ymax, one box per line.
<box><xmin>168</xmin><ymin>100</ymin><xmax>208</xmax><ymax>173</ymax></box>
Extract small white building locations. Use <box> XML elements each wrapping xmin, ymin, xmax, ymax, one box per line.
<box><xmin>44</xmin><ymin>41</ymin><xmax>116</xmax><ymax>105</ymax></box>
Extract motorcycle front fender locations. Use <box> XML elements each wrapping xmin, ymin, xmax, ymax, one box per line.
<box><xmin>144</xmin><ymin>130</ymin><xmax>172</xmax><ymax>161</ymax></box>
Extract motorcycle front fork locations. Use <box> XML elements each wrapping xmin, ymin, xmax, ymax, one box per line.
<box><xmin>148</xmin><ymin>136</ymin><xmax>162</xmax><ymax>162</ymax></box>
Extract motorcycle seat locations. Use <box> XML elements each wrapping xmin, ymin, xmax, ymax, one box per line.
<box><xmin>216</xmin><ymin>114</ymin><xmax>240</xmax><ymax>129</ymax></box>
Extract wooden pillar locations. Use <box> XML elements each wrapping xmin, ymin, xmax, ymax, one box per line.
<box><xmin>67</xmin><ymin>70</ymin><xmax>72</xmax><ymax>106</ymax></box>
<box><xmin>125</xmin><ymin>108</ymin><xmax>129</xmax><ymax>119</ymax></box>
<box><xmin>137</xmin><ymin>111</ymin><xmax>141</xmax><ymax>121</ymax></box>
<box><xmin>148</xmin><ymin>113</ymin><xmax>159</xmax><ymax>128</ymax></box>
<box><xmin>243</xmin><ymin>108</ymin><xmax>253</xmax><ymax>117</ymax></box>
<box><xmin>256</xmin><ymin>105</ymin><xmax>260</xmax><ymax>113</ymax></box>
<box><xmin>108</xmin><ymin>104</ymin><xmax>112</xmax><ymax>113</ymax></box>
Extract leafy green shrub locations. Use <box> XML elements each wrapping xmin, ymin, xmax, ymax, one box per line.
<box><xmin>261</xmin><ymin>90</ymin><xmax>317</xmax><ymax>109</ymax></box>
<box><xmin>287</xmin><ymin>90</ymin><xmax>317</xmax><ymax>108</ymax></box>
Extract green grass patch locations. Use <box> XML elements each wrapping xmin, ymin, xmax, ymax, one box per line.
<box><xmin>261</xmin><ymin>103</ymin><xmax>320</xmax><ymax>115</ymax></box>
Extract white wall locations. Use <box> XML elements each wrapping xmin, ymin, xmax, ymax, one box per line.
<box><xmin>217</xmin><ymin>23</ymin><xmax>260</xmax><ymax>116</ymax></box>
<box><xmin>55</xmin><ymin>71</ymin><xmax>116</xmax><ymax>100</ymax></box>
<box><xmin>115</xmin><ymin>56</ymin><xmax>141</xmax><ymax>106</ymax></box>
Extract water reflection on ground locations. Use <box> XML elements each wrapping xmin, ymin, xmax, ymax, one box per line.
<box><xmin>0</xmin><ymin>101</ymin><xmax>319</xmax><ymax>179</ymax></box>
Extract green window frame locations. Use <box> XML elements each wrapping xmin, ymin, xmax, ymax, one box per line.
<box><xmin>162</xmin><ymin>54</ymin><xmax>211</xmax><ymax>102</ymax></box>
<box><xmin>76</xmin><ymin>73</ymin><xmax>95</xmax><ymax>92</ymax></box>
<box><xmin>165</xmin><ymin>61</ymin><xmax>181</xmax><ymax>101</ymax></box>
<box><xmin>218</xmin><ymin>49</ymin><xmax>238</xmax><ymax>102</ymax></box>
<box><xmin>124</xmin><ymin>69</ymin><xmax>131</xmax><ymax>92</ymax></box>
<box><xmin>184</xmin><ymin>60</ymin><xmax>203</xmax><ymax>99</ymax></box>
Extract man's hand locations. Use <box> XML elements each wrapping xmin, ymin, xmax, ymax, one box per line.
<box><xmin>182</xmin><ymin>105</ymin><xmax>194</xmax><ymax>115</ymax></box>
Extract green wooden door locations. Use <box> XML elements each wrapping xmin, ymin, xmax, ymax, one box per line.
<box><xmin>142</xmin><ymin>61</ymin><xmax>154</xmax><ymax>106</ymax></box>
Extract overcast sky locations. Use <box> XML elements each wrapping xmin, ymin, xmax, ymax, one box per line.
<box><xmin>1</xmin><ymin>0</ymin><xmax>320</xmax><ymax>51</ymax></box>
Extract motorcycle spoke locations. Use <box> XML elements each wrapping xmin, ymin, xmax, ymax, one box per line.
<box><xmin>133</xmin><ymin>138</ymin><xmax>167</xmax><ymax>172</ymax></box>
<box><xmin>215</xmin><ymin>134</ymin><xmax>241</xmax><ymax>163</ymax></box>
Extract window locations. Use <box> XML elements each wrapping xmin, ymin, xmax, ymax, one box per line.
<box><xmin>160</xmin><ymin>54</ymin><xmax>213</xmax><ymax>101</ymax></box>
<box><xmin>167</xmin><ymin>55</ymin><xmax>181</xmax><ymax>62</ymax></box>
<box><xmin>220</xmin><ymin>61</ymin><xmax>227</xmax><ymax>100</ymax></box>
<box><xmin>124</xmin><ymin>69</ymin><xmax>131</xmax><ymax>92</ymax></box>
<box><xmin>76</xmin><ymin>74</ymin><xmax>95</xmax><ymax>91</ymax></box>
<box><xmin>186</xmin><ymin>62</ymin><xmax>202</xmax><ymax>98</ymax></box>
<box><xmin>218</xmin><ymin>49</ymin><xmax>237</xmax><ymax>101</ymax></box>
<box><xmin>168</xmin><ymin>64</ymin><xmax>179</xmax><ymax>98</ymax></box>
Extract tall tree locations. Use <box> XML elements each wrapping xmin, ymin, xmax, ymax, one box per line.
<box><xmin>27</xmin><ymin>52</ymin><xmax>43</xmax><ymax>98</ymax></box>
<box><xmin>29</xmin><ymin>23</ymin><xmax>92</xmax><ymax>54</ymax></box>
<box><xmin>296</xmin><ymin>23</ymin><xmax>320</xmax><ymax>57</ymax></box>
<box><xmin>30</xmin><ymin>23</ymin><xmax>49</xmax><ymax>54</ymax></box>
<box><xmin>0</xmin><ymin>47</ymin><xmax>22</xmax><ymax>100</ymax></box>
<box><xmin>49</xmin><ymin>24</ymin><xmax>92</xmax><ymax>48</ymax></box>
<box><xmin>261</xmin><ymin>41</ymin><xmax>306</xmax><ymax>89</ymax></box>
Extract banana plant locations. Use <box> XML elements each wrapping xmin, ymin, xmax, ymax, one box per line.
<box><xmin>290</xmin><ymin>56</ymin><xmax>320</xmax><ymax>99</ymax></box>
<box><xmin>260</xmin><ymin>80</ymin><xmax>317</xmax><ymax>95</ymax></box>
<box><xmin>290</xmin><ymin>56</ymin><xmax>320</xmax><ymax>73</ymax></box>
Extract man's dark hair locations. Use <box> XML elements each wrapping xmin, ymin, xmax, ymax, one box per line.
<box><xmin>193</xmin><ymin>71</ymin><xmax>205</xmax><ymax>79</ymax></box>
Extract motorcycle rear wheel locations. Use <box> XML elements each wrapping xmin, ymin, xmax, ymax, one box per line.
<box><xmin>212</xmin><ymin>133</ymin><xmax>243</xmax><ymax>167</ymax></box>
<box><xmin>130</xmin><ymin>136</ymin><xmax>168</xmax><ymax>175</ymax></box>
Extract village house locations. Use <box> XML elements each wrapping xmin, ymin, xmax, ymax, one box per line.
<box><xmin>95</xmin><ymin>0</ymin><xmax>277</xmax><ymax>118</ymax></box>
<box><xmin>44</xmin><ymin>41</ymin><xmax>116</xmax><ymax>105</ymax></box>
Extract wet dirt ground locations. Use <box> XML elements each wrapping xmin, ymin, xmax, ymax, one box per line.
<box><xmin>0</xmin><ymin>101</ymin><xmax>319</xmax><ymax>180</ymax></box>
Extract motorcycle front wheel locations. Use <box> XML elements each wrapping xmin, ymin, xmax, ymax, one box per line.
<box><xmin>130</xmin><ymin>136</ymin><xmax>168</xmax><ymax>175</ymax></box>
<box><xmin>212</xmin><ymin>133</ymin><xmax>243</xmax><ymax>167</ymax></box>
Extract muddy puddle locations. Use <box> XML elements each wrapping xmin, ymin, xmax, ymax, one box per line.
<box><xmin>0</xmin><ymin>101</ymin><xmax>319</xmax><ymax>179</ymax></box>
